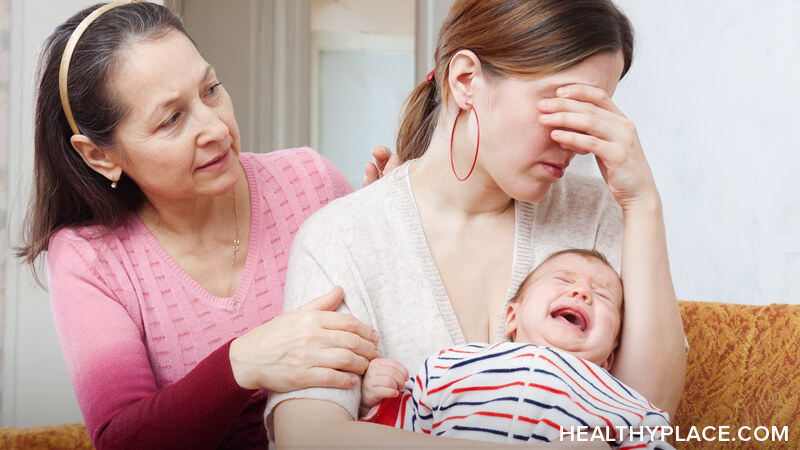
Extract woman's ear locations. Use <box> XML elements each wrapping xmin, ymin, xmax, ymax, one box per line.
<box><xmin>503</xmin><ymin>303</ymin><xmax>518</xmax><ymax>339</ymax></box>
<box><xmin>447</xmin><ymin>49</ymin><xmax>484</xmax><ymax>110</ymax></box>
<box><xmin>70</xmin><ymin>134</ymin><xmax>123</xmax><ymax>183</ymax></box>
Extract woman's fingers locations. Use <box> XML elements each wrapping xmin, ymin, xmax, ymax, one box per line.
<box><xmin>301</xmin><ymin>367</ymin><xmax>360</xmax><ymax>390</ymax></box>
<box><xmin>317</xmin><ymin>328</ymin><xmax>379</xmax><ymax>362</ymax></box>
<box><xmin>538</xmin><ymin>98</ymin><xmax>628</xmax><ymax>144</ymax></box>
<box><xmin>549</xmin><ymin>129</ymin><xmax>617</xmax><ymax>161</ymax></box>
<box><xmin>307</xmin><ymin>347</ymin><xmax>371</xmax><ymax>375</ymax></box>
<box><xmin>371</xmin><ymin>145</ymin><xmax>392</xmax><ymax>172</ymax></box>
<box><xmin>298</xmin><ymin>287</ymin><xmax>379</xmax><ymax>345</ymax></box>
<box><xmin>299</xmin><ymin>286</ymin><xmax>345</xmax><ymax>312</ymax></box>
<box><xmin>536</xmin><ymin>82</ymin><xmax>659</xmax><ymax>210</ymax></box>
<box><xmin>298</xmin><ymin>286</ymin><xmax>349</xmax><ymax>312</ymax></box>
<box><xmin>362</xmin><ymin>162</ymin><xmax>380</xmax><ymax>187</ymax></box>
<box><xmin>231</xmin><ymin>287</ymin><xmax>381</xmax><ymax>392</ymax></box>
<box><xmin>363</xmin><ymin>145</ymin><xmax>400</xmax><ymax>186</ymax></box>
<box><xmin>316</xmin><ymin>311</ymin><xmax>379</xmax><ymax>346</ymax></box>
<box><xmin>555</xmin><ymin>83</ymin><xmax>624</xmax><ymax>116</ymax></box>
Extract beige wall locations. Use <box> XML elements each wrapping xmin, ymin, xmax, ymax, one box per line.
<box><xmin>0</xmin><ymin>0</ymin><xmax>10</xmax><ymax>416</ymax></box>
<box><xmin>311</xmin><ymin>0</ymin><xmax>414</xmax><ymax>36</ymax></box>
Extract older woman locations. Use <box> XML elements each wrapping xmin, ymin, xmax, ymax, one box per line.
<box><xmin>269</xmin><ymin>0</ymin><xmax>686</xmax><ymax>448</ymax></box>
<box><xmin>19</xmin><ymin>2</ymin><xmax>382</xmax><ymax>448</ymax></box>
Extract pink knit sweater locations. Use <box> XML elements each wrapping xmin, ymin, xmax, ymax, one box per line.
<box><xmin>47</xmin><ymin>149</ymin><xmax>352</xmax><ymax>449</ymax></box>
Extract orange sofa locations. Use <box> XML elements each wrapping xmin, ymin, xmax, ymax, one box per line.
<box><xmin>672</xmin><ymin>301</ymin><xmax>800</xmax><ymax>449</ymax></box>
<box><xmin>1</xmin><ymin>301</ymin><xmax>798</xmax><ymax>449</ymax></box>
<box><xmin>0</xmin><ymin>423</ymin><xmax>92</xmax><ymax>449</ymax></box>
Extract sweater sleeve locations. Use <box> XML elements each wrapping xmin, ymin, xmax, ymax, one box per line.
<box><xmin>47</xmin><ymin>234</ymin><xmax>256</xmax><ymax>450</ymax></box>
<box><xmin>264</xmin><ymin>209</ymin><xmax>375</xmax><ymax>425</ymax></box>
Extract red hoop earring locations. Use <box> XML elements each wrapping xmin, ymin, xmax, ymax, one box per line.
<box><xmin>450</xmin><ymin>103</ymin><xmax>480</xmax><ymax>181</ymax></box>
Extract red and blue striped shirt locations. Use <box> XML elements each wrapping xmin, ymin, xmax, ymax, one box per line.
<box><xmin>363</xmin><ymin>342</ymin><xmax>672</xmax><ymax>449</ymax></box>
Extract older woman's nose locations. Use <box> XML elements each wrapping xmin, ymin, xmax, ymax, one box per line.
<box><xmin>196</xmin><ymin>105</ymin><xmax>229</xmax><ymax>147</ymax></box>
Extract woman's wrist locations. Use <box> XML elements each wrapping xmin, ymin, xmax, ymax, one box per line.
<box><xmin>620</xmin><ymin>187</ymin><xmax>662</xmax><ymax>216</ymax></box>
<box><xmin>229</xmin><ymin>336</ymin><xmax>258</xmax><ymax>390</ymax></box>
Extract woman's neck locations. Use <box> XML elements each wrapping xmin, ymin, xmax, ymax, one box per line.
<box><xmin>410</xmin><ymin>131</ymin><xmax>513</xmax><ymax>219</ymax></box>
<box><xmin>136</xmin><ymin>163</ymin><xmax>248</xmax><ymax>239</ymax></box>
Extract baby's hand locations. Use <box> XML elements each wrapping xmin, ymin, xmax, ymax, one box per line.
<box><xmin>360</xmin><ymin>358</ymin><xmax>409</xmax><ymax>415</ymax></box>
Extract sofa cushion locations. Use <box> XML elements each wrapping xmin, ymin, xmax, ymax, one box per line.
<box><xmin>675</xmin><ymin>301</ymin><xmax>800</xmax><ymax>448</ymax></box>
<box><xmin>0</xmin><ymin>423</ymin><xmax>92</xmax><ymax>449</ymax></box>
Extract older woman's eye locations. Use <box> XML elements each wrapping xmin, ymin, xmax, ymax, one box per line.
<box><xmin>205</xmin><ymin>82</ymin><xmax>222</xmax><ymax>97</ymax></box>
<box><xmin>160</xmin><ymin>112</ymin><xmax>181</xmax><ymax>129</ymax></box>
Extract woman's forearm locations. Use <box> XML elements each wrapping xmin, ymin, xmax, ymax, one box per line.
<box><xmin>273</xmin><ymin>399</ymin><xmax>610</xmax><ymax>448</ymax></box>
<box><xmin>93</xmin><ymin>340</ymin><xmax>254</xmax><ymax>449</ymax></box>
<box><xmin>613</xmin><ymin>194</ymin><xmax>686</xmax><ymax>417</ymax></box>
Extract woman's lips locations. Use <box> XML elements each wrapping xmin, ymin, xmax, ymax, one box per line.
<box><xmin>541</xmin><ymin>162</ymin><xmax>566</xmax><ymax>179</ymax></box>
<box><xmin>196</xmin><ymin>149</ymin><xmax>230</xmax><ymax>172</ymax></box>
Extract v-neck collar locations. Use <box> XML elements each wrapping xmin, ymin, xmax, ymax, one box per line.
<box><xmin>128</xmin><ymin>155</ymin><xmax>262</xmax><ymax>311</ymax></box>
<box><xmin>393</xmin><ymin>161</ymin><xmax>535</xmax><ymax>344</ymax></box>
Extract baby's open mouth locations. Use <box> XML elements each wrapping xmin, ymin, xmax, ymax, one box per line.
<box><xmin>550</xmin><ymin>306</ymin><xmax>589</xmax><ymax>333</ymax></box>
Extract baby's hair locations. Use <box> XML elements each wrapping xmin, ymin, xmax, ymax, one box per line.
<box><xmin>509</xmin><ymin>248</ymin><xmax>618</xmax><ymax>304</ymax></box>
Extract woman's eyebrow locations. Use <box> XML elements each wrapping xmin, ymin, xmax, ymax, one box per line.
<box><xmin>147</xmin><ymin>66</ymin><xmax>216</xmax><ymax>120</ymax></box>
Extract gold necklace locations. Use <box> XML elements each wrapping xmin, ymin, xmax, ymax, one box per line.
<box><xmin>225</xmin><ymin>186</ymin><xmax>240</xmax><ymax>297</ymax></box>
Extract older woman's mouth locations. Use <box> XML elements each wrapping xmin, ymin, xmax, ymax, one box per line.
<box><xmin>196</xmin><ymin>149</ymin><xmax>230</xmax><ymax>171</ymax></box>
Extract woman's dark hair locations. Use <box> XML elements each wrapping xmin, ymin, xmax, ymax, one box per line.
<box><xmin>18</xmin><ymin>2</ymin><xmax>191</xmax><ymax>279</ymax></box>
<box><xmin>397</xmin><ymin>0</ymin><xmax>634</xmax><ymax>162</ymax></box>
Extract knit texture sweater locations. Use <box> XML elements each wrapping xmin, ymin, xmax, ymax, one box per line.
<box><xmin>47</xmin><ymin>149</ymin><xmax>352</xmax><ymax>449</ymax></box>
<box><xmin>266</xmin><ymin>161</ymin><xmax>624</xmax><ymax>433</ymax></box>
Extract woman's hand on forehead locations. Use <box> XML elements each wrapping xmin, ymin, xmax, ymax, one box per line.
<box><xmin>537</xmin><ymin>82</ymin><xmax>659</xmax><ymax>211</ymax></box>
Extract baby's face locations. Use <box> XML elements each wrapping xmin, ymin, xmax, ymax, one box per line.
<box><xmin>504</xmin><ymin>253</ymin><xmax>623</xmax><ymax>368</ymax></box>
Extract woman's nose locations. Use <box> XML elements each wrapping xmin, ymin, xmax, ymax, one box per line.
<box><xmin>196</xmin><ymin>105</ymin><xmax>228</xmax><ymax>146</ymax></box>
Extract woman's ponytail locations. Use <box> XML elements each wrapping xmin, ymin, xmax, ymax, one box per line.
<box><xmin>396</xmin><ymin>78</ymin><xmax>440</xmax><ymax>162</ymax></box>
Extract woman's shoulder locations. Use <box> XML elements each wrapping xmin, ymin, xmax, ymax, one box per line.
<box><xmin>47</xmin><ymin>216</ymin><xmax>144</xmax><ymax>286</ymax></box>
<box><xmin>241</xmin><ymin>148</ymin><xmax>353</xmax><ymax>206</ymax></box>
<box><xmin>294</xmin><ymin>164</ymin><xmax>406</xmax><ymax>239</ymax></box>
<box><xmin>241</xmin><ymin>147</ymin><xmax>322</xmax><ymax>173</ymax></box>
<box><xmin>49</xmin><ymin>217</ymin><xmax>137</xmax><ymax>257</ymax></box>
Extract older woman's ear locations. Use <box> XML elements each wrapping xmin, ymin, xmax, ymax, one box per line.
<box><xmin>70</xmin><ymin>134</ymin><xmax>123</xmax><ymax>184</ymax></box>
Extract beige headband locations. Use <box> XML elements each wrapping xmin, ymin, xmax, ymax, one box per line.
<box><xmin>58</xmin><ymin>0</ymin><xmax>145</xmax><ymax>135</ymax></box>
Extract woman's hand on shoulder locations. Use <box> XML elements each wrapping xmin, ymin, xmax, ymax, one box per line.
<box><xmin>229</xmin><ymin>286</ymin><xmax>379</xmax><ymax>392</ymax></box>
<box><xmin>538</xmin><ymin>84</ymin><xmax>660</xmax><ymax>211</ymax></box>
<box><xmin>362</xmin><ymin>145</ymin><xmax>401</xmax><ymax>187</ymax></box>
